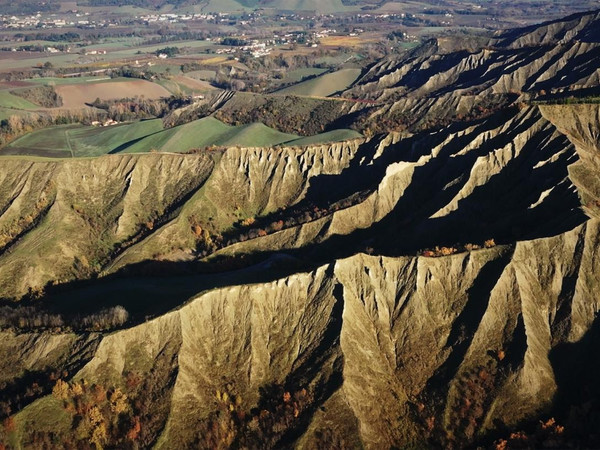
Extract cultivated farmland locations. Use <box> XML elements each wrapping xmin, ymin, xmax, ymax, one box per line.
<box><xmin>55</xmin><ymin>79</ymin><xmax>171</xmax><ymax>108</ymax></box>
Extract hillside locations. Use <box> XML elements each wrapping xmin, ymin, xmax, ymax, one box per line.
<box><xmin>3</xmin><ymin>120</ymin><xmax>165</xmax><ymax>158</ymax></box>
<box><xmin>276</xmin><ymin>68</ymin><xmax>362</xmax><ymax>97</ymax></box>
<box><xmin>1</xmin><ymin>100</ymin><xmax>599</xmax><ymax>448</ymax></box>
<box><xmin>123</xmin><ymin>118</ymin><xmax>302</xmax><ymax>152</ymax></box>
<box><xmin>1</xmin><ymin>9</ymin><xmax>600</xmax><ymax>450</ymax></box>
<box><xmin>54</xmin><ymin>80</ymin><xmax>171</xmax><ymax>109</ymax></box>
<box><xmin>0</xmin><ymin>91</ymin><xmax>39</xmax><ymax>110</ymax></box>
<box><xmin>2</xmin><ymin>116</ymin><xmax>364</xmax><ymax>157</ymax></box>
<box><xmin>79</xmin><ymin>0</ymin><xmax>366</xmax><ymax>12</ymax></box>
<box><xmin>340</xmin><ymin>9</ymin><xmax>600</xmax><ymax>135</ymax></box>
<box><xmin>285</xmin><ymin>128</ymin><xmax>362</xmax><ymax>146</ymax></box>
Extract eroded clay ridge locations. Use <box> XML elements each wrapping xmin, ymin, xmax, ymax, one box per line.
<box><xmin>0</xmin><ymin>104</ymin><xmax>592</xmax><ymax>300</ymax></box>
<box><xmin>4</xmin><ymin>216</ymin><xmax>599</xmax><ymax>448</ymax></box>
<box><xmin>351</xmin><ymin>10</ymin><xmax>600</xmax><ymax>102</ymax></box>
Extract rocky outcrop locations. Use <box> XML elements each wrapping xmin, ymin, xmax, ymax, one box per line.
<box><xmin>209</xmin><ymin>105</ymin><xmax>584</xmax><ymax>265</ymax></box>
<box><xmin>492</xmin><ymin>9</ymin><xmax>600</xmax><ymax>48</ymax></box>
<box><xmin>0</xmin><ymin>103</ymin><xmax>588</xmax><ymax>301</ymax></box>
<box><xmin>0</xmin><ymin>153</ymin><xmax>214</xmax><ymax>299</ymax></box>
<box><xmin>350</xmin><ymin>40</ymin><xmax>600</xmax><ymax>102</ymax></box>
<box><xmin>540</xmin><ymin>104</ymin><xmax>600</xmax><ymax>217</ymax></box>
<box><xmin>344</xmin><ymin>10</ymin><xmax>600</xmax><ymax>137</ymax></box>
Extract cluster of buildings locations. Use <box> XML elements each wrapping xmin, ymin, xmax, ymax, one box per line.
<box><xmin>137</xmin><ymin>13</ymin><xmax>214</xmax><ymax>24</ymax></box>
<box><xmin>216</xmin><ymin>26</ymin><xmax>367</xmax><ymax>58</ymax></box>
<box><xmin>136</xmin><ymin>12</ymin><xmax>252</xmax><ymax>25</ymax></box>
<box><xmin>215</xmin><ymin>43</ymin><xmax>273</xmax><ymax>59</ymax></box>
<box><xmin>354</xmin><ymin>12</ymin><xmax>407</xmax><ymax>20</ymax></box>
<box><xmin>0</xmin><ymin>12</ymin><xmax>115</xmax><ymax>30</ymax></box>
<box><xmin>91</xmin><ymin>119</ymin><xmax>120</xmax><ymax>127</ymax></box>
<box><xmin>242</xmin><ymin>41</ymin><xmax>272</xmax><ymax>58</ymax></box>
<box><xmin>85</xmin><ymin>49</ymin><xmax>107</xmax><ymax>55</ymax></box>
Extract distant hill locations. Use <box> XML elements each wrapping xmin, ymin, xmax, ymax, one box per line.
<box><xmin>75</xmin><ymin>0</ymin><xmax>377</xmax><ymax>12</ymax></box>
<box><xmin>0</xmin><ymin>0</ymin><xmax>364</xmax><ymax>14</ymax></box>
<box><xmin>0</xmin><ymin>0</ymin><xmax>59</xmax><ymax>14</ymax></box>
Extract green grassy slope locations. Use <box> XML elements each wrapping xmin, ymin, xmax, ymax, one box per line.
<box><xmin>285</xmin><ymin>129</ymin><xmax>363</xmax><ymax>146</ymax></box>
<box><xmin>123</xmin><ymin>117</ymin><xmax>299</xmax><ymax>153</ymax></box>
<box><xmin>3</xmin><ymin>125</ymin><xmax>77</xmax><ymax>158</ymax></box>
<box><xmin>0</xmin><ymin>91</ymin><xmax>40</xmax><ymax>110</ymax></box>
<box><xmin>202</xmin><ymin>0</ymin><xmax>252</xmax><ymax>12</ymax></box>
<box><xmin>0</xmin><ymin>107</ymin><xmax>33</xmax><ymax>121</ymax></box>
<box><xmin>22</xmin><ymin>76</ymin><xmax>114</xmax><ymax>86</ymax></box>
<box><xmin>204</xmin><ymin>0</ymin><xmax>358</xmax><ymax>12</ymax></box>
<box><xmin>67</xmin><ymin>119</ymin><xmax>164</xmax><ymax>157</ymax></box>
<box><xmin>276</xmin><ymin>68</ymin><xmax>362</xmax><ymax>97</ymax></box>
<box><xmin>3</xmin><ymin>120</ymin><xmax>166</xmax><ymax>158</ymax></box>
<box><xmin>216</xmin><ymin>122</ymin><xmax>298</xmax><ymax>147</ymax></box>
<box><xmin>122</xmin><ymin>117</ymin><xmax>233</xmax><ymax>153</ymax></box>
<box><xmin>267</xmin><ymin>0</ymin><xmax>356</xmax><ymax>12</ymax></box>
<box><xmin>281</xmin><ymin>68</ymin><xmax>328</xmax><ymax>84</ymax></box>
<box><xmin>1</xmin><ymin>116</ymin><xmax>360</xmax><ymax>158</ymax></box>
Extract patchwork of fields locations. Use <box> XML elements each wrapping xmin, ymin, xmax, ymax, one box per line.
<box><xmin>0</xmin><ymin>63</ymin><xmax>364</xmax><ymax>158</ymax></box>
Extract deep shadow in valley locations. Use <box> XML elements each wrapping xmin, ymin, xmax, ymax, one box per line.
<box><xmin>469</xmin><ymin>312</ymin><xmax>600</xmax><ymax>449</ymax></box>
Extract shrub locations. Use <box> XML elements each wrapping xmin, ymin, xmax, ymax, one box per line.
<box><xmin>195</xmin><ymin>383</ymin><xmax>314</xmax><ymax>448</ymax></box>
<box><xmin>79</xmin><ymin>306</ymin><xmax>129</xmax><ymax>330</ymax></box>
<box><xmin>494</xmin><ymin>418</ymin><xmax>566</xmax><ymax>449</ymax></box>
<box><xmin>484</xmin><ymin>239</ymin><xmax>496</xmax><ymax>248</ymax></box>
<box><xmin>240</xmin><ymin>217</ymin><xmax>256</xmax><ymax>227</ymax></box>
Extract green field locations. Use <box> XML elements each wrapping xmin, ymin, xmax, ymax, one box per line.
<box><xmin>0</xmin><ymin>107</ymin><xmax>33</xmax><ymax>121</ymax></box>
<box><xmin>123</xmin><ymin>117</ymin><xmax>230</xmax><ymax>153</ymax></box>
<box><xmin>314</xmin><ymin>54</ymin><xmax>357</xmax><ymax>66</ymax></box>
<box><xmin>2</xmin><ymin>124</ymin><xmax>77</xmax><ymax>158</ymax></box>
<box><xmin>286</xmin><ymin>129</ymin><xmax>363</xmax><ymax>146</ymax></box>
<box><xmin>280</xmin><ymin>68</ymin><xmax>328</xmax><ymax>84</ymax></box>
<box><xmin>156</xmin><ymin>79</ymin><xmax>188</xmax><ymax>95</ymax></box>
<box><xmin>1</xmin><ymin>117</ymin><xmax>298</xmax><ymax>157</ymax></box>
<box><xmin>1</xmin><ymin>115</ymin><xmax>363</xmax><ymax>158</ymax></box>
<box><xmin>107</xmin><ymin>40</ymin><xmax>213</xmax><ymax>58</ymax></box>
<box><xmin>201</xmin><ymin>0</ymin><xmax>252</xmax><ymax>12</ymax></box>
<box><xmin>67</xmin><ymin>119</ymin><xmax>164</xmax><ymax>157</ymax></box>
<box><xmin>83</xmin><ymin>37</ymin><xmax>145</xmax><ymax>51</ymax></box>
<box><xmin>0</xmin><ymin>91</ymin><xmax>40</xmax><ymax>110</ymax></box>
<box><xmin>150</xmin><ymin>65</ymin><xmax>182</xmax><ymax>75</ymax></box>
<box><xmin>3</xmin><ymin>121</ymin><xmax>164</xmax><ymax>158</ymax></box>
<box><xmin>219</xmin><ymin>122</ymin><xmax>298</xmax><ymax>147</ymax></box>
<box><xmin>122</xmin><ymin>117</ymin><xmax>300</xmax><ymax>153</ymax></box>
<box><xmin>0</xmin><ymin>38</ymin><xmax>213</xmax><ymax>72</ymax></box>
<box><xmin>276</xmin><ymin>68</ymin><xmax>362</xmax><ymax>97</ymax></box>
<box><xmin>23</xmin><ymin>76</ymin><xmax>115</xmax><ymax>86</ymax></box>
<box><xmin>186</xmin><ymin>70</ymin><xmax>217</xmax><ymax>81</ymax></box>
<box><xmin>265</xmin><ymin>0</ymin><xmax>357</xmax><ymax>12</ymax></box>
<box><xmin>156</xmin><ymin>77</ymin><xmax>216</xmax><ymax>96</ymax></box>
<box><xmin>4</xmin><ymin>40</ymin><xmax>60</xmax><ymax>48</ymax></box>
<box><xmin>200</xmin><ymin>0</ymin><xmax>358</xmax><ymax>12</ymax></box>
